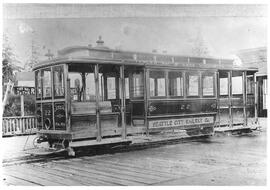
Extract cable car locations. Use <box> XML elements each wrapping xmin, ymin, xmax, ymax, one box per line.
<box><xmin>33</xmin><ymin>37</ymin><xmax>259</xmax><ymax>155</ymax></box>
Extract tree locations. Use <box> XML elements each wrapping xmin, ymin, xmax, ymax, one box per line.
<box><xmin>24</xmin><ymin>32</ymin><xmax>40</xmax><ymax>71</ymax></box>
<box><xmin>2</xmin><ymin>34</ymin><xmax>18</xmax><ymax>85</ymax></box>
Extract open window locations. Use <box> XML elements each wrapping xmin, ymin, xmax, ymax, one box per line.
<box><xmin>150</xmin><ymin>70</ymin><xmax>166</xmax><ymax>97</ymax></box>
<box><xmin>85</xmin><ymin>73</ymin><xmax>99</xmax><ymax>101</ymax></box>
<box><xmin>168</xmin><ymin>71</ymin><xmax>183</xmax><ymax>97</ymax></box>
<box><xmin>130</xmin><ymin>68</ymin><xmax>144</xmax><ymax>99</ymax></box>
<box><xmin>69</xmin><ymin>72</ymin><xmax>83</xmax><ymax>101</ymax></box>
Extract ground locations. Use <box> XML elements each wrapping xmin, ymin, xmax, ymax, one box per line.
<box><xmin>1</xmin><ymin>119</ymin><xmax>267</xmax><ymax>186</ymax></box>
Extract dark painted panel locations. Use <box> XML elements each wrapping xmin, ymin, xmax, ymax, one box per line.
<box><xmin>42</xmin><ymin>103</ymin><xmax>53</xmax><ymax>130</ymax></box>
<box><xmin>132</xmin><ymin>102</ymin><xmax>145</xmax><ymax>116</ymax></box>
<box><xmin>219</xmin><ymin>98</ymin><xmax>229</xmax><ymax>107</ymax></box>
<box><xmin>247</xmin><ymin>94</ymin><xmax>255</xmax><ymax>105</ymax></box>
<box><xmin>148</xmin><ymin>99</ymin><xmax>217</xmax><ymax>116</ymax></box>
<box><xmin>36</xmin><ymin>103</ymin><xmax>42</xmax><ymax>130</ymax></box>
<box><xmin>54</xmin><ymin>102</ymin><xmax>66</xmax><ymax>130</ymax></box>
<box><xmin>231</xmin><ymin>97</ymin><xmax>243</xmax><ymax>107</ymax></box>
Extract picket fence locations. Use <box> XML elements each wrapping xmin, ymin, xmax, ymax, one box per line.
<box><xmin>2</xmin><ymin>116</ymin><xmax>37</xmax><ymax>137</ymax></box>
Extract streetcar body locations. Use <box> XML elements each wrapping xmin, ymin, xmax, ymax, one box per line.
<box><xmin>33</xmin><ymin>39</ymin><xmax>258</xmax><ymax>151</ymax></box>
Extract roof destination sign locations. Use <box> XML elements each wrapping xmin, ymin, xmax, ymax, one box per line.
<box><xmin>149</xmin><ymin>116</ymin><xmax>214</xmax><ymax>128</ymax></box>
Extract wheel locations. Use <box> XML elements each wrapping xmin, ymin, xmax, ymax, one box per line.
<box><xmin>67</xmin><ymin>147</ymin><xmax>75</xmax><ymax>157</ymax></box>
<box><xmin>32</xmin><ymin>136</ymin><xmax>39</xmax><ymax>148</ymax></box>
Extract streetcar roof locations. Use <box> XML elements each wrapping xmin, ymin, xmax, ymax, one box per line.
<box><xmin>33</xmin><ymin>45</ymin><xmax>258</xmax><ymax>72</ymax></box>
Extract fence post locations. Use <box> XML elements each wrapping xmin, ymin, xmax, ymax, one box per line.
<box><xmin>21</xmin><ymin>95</ymin><xmax>25</xmax><ymax>117</ymax></box>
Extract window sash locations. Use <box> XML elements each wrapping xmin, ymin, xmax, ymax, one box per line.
<box><xmin>53</xmin><ymin>66</ymin><xmax>65</xmax><ymax>98</ymax></box>
<box><xmin>168</xmin><ymin>71</ymin><xmax>183</xmax><ymax>97</ymax></box>
<box><xmin>149</xmin><ymin>71</ymin><xmax>166</xmax><ymax>97</ymax></box>
<box><xmin>42</xmin><ymin>68</ymin><xmax>52</xmax><ymax>99</ymax></box>
<box><xmin>187</xmin><ymin>73</ymin><xmax>199</xmax><ymax>97</ymax></box>
<box><xmin>202</xmin><ymin>74</ymin><xmax>215</xmax><ymax>96</ymax></box>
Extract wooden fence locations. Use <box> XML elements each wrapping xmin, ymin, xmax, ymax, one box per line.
<box><xmin>2</xmin><ymin>116</ymin><xmax>37</xmax><ymax>137</ymax></box>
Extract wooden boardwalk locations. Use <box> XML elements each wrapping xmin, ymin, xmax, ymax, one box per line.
<box><xmin>2</xmin><ymin>133</ymin><xmax>266</xmax><ymax>186</ymax></box>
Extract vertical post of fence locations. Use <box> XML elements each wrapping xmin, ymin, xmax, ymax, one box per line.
<box><xmin>20</xmin><ymin>95</ymin><xmax>25</xmax><ymax>116</ymax></box>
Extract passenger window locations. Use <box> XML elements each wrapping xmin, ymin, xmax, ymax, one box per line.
<box><xmin>187</xmin><ymin>73</ymin><xmax>199</xmax><ymax>96</ymax></box>
<box><xmin>107</xmin><ymin>77</ymin><xmax>116</xmax><ymax>99</ymax></box>
<box><xmin>125</xmin><ymin>78</ymin><xmax>130</xmax><ymax>99</ymax></box>
<box><xmin>69</xmin><ymin>73</ymin><xmax>83</xmax><ymax>101</ymax></box>
<box><xmin>150</xmin><ymin>71</ymin><xmax>166</xmax><ymax>97</ymax></box>
<box><xmin>85</xmin><ymin>73</ymin><xmax>96</xmax><ymax>101</ymax></box>
<box><xmin>202</xmin><ymin>74</ymin><xmax>214</xmax><ymax>96</ymax></box>
<box><xmin>53</xmin><ymin>66</ymin><xmax>65</xmax><ymax>98</ymax></box>
<box><xmin>232</xmin><ymin>76</ymin><xmax>243</xmax><ymax>95</ymax></box>
<box><xmin>130</xmin><ymin>71</ymin><xmax>144</xmax><ymax>99</ymax></box>
<box><xmin>35</xmin><ymin>70</ymin><xmax>42</xmax><ymax>99</ymax></box>
<box><xmin>42</xmin><ymin>68</ymin><xmax>52</xmax><ymax>99</ymax></box>
<box><xmin>168</xmin><ymin>71</ymin><xmax>183</xmax><ymax>97</ymax></box>
<box><xmin>220</xmin><ymin>78</ymin><xmax>228</xmax><ymax>95</ymax></box>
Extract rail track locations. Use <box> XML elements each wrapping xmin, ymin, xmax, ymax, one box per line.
<box><xmin>3</xmin><ymin>135</ymin><xmax>213</xmax><ymax>166</ymax></box>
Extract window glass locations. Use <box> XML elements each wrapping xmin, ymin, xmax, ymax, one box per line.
<box><xmin>247</xmin><ymin>76</ymin><xmax>254</xmax><ymax>94</ymax></box>
<box><xmin>69</xmin><ymin>73</ymin><xmax>82</xmax><ymax>101</ymax></box>
<box><xmin>53</xmin><ymin>66</ymin><xmax>65</xmax><ymax>98</ymax></box>
<box><xmin>42</xmin><ymin>68</ymin><xmax>52</xmax><ymax>98</ymax></box>
<box><xmin>125</xmin><ymin>78</ymin><xmax>130</xmax><ymax>99</ymax></box>
<box><xmin>85</xmin><ymin>73</ymin><xmax>96</xmax><ymax>101</ymax></box>
<box><xmin>35</xmin><ymin>70</ymin><xmax>42</xmax><ymax>99</ymax></box>
<box><xmin>130</xmin><ymin>71</ymin><xmax>144</xmax><ymax>98</ymax></box>
<box><xmin>150</xmin><ymin>71</ymin><xmax>166</xmax><ymax>97</ymax></box>
<box><xmin>107</xmin><ymin>77</ymin><xmax>116</xmax><ymax>99</ymax></box>
<box><xmin>168</xmin><ymin>71</ymin><xmax>183</xmax><ymax>96</ymax></box>
<box><xmin>263</xmin><ymin>79</ymin><xmax>267</xmax><ymax>109</ymax></box>
<box><xmin>220</xmin><ymin>78</ymin><xmax>228</xmax><ymax>95</ymax></box>
<box><xmin>232</xmin><ymin>76</ymin><xmax>243</xmax><ymax>95</ymax></box>
<box><xmin>187</xmin><ymin>73</ymin><xmax>199</xmax><ymax>96</ymax></box>
<box><xmin>202</xmin><ymin>74</ymin><xmax>214</xmax><ymax>96</ymax></box>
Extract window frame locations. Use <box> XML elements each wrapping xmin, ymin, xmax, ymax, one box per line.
<box><xmin>35</xmin><ymin>69</ymin><xmax>42</xmax><ymax>100</ymax></box>
<box><xmin>68</xmin><ymin>71</ymin><xmax>84</xmax><ymax>102</ymax></box>
<box><xmin>149</xmin><ymin>69</ymin><xmax>167</xmax><ymax>98</ymax></box>
<box><xmin>130</xmin><ymin>69</ymin><xmax>144</xmax><ymax>100</ymax></box>
<box><xmin>246</xmin><ymin>75</ymin><xmax>255</xmax><ymax>95</ymax></box>
<box><xmin>53</xmin><ymin>65</ymin><xmax>65</xmax><ymax>99</ymax></box>
<box><xmin>232</xmin><ymin>75</ymin><xmax>243</xmax><ymax>96</ymax></box>
<box><xmin>167</xmin><ymin>70</ymin><xmax>184</xmax><ymax>98</ymax></box>
<box><xmin>202</xmin><ymin>72</ymin><xmax>216</xmax><ymax>97</ymax></box>
<box><xmin>106</xmin><ymin>76</ymin><xmax>117</xmax><ymax>100</ymax></box>
<box><xmin>41</xmin><ymin>67</ymin><xmax>53</xmax><ymax>100</ymax></box>
<box><xmin>186</xmin><ymin>71</ymin><xmax>201</xmax><ymax>98</ymax></box>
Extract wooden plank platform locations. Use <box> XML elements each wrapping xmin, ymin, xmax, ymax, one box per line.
<box><xmin>2</xmin><ymin>131</ymin><xmax>266</xmax><ymax>186</ymax></box>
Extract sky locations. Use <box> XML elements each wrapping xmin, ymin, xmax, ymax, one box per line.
<box><xmin>2</xmin><ymin>4</ymin><xmax>267</xmax><ymax>67</ymax></box>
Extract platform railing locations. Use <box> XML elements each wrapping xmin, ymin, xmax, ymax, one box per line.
<box><xmin>2</xmin><ymin>116</ymin><xmax>37</xmax><ymax>137</ymax></box>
